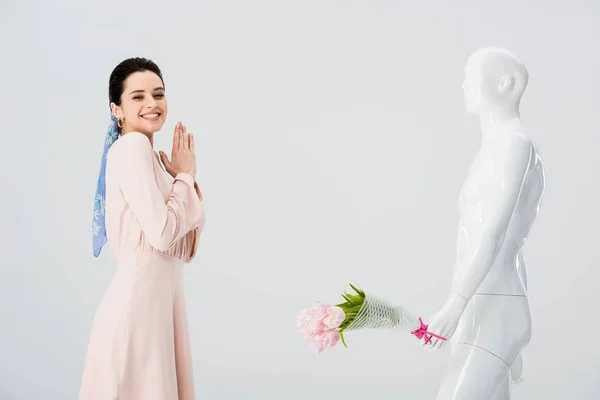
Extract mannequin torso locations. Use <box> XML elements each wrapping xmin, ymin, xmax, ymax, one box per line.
<box><xmin>455</xmin><ymin>129</ymin><xmax>544</xmax><ymax>297</ymax></box>
<box><xmin>424</xmin><ymin>47</ymin><xmax>545</xmax><ymax>400</ymax></box>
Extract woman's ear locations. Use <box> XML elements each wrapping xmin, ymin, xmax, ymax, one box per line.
<box><xmin>110</xmin><ymin>102</ymin><xmax>122</xmax><ymax>120</ymax></box>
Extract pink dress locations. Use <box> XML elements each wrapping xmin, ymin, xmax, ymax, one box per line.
<box><xmin>79</xmin><ymin>132</ymin><xmax>205</xmax><ymax>400</ymax></box>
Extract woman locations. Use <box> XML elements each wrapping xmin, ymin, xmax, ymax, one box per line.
<box><xmin>80</xmin><ymin>57</ymin><xmax>205</xmax><ymax>400</ymax></box>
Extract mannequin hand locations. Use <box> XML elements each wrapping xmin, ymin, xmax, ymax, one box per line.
<box><xmin>159</xmin><ymin>121</ymin><xmax>197</xmax><ymax>179</ymax></box>
<box><xmin>425</xmin><ymin>294</ymin><xmax>468</xmax><ymax>351</ymax></box>
<box><xmin>511</xmin><ymin>353</ymin><xmax>524</xmax><ymax>384</ymax></box>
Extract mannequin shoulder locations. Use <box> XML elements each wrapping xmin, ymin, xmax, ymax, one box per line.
<box><xmin>498</xmin><ymin>134</ymin><xmax>533</xmax><ymax>162</ymax></box>
<box><xmin>489</xmin><ymin>136</ymin><xmax>533</xmax><ymax>184</ymax></box>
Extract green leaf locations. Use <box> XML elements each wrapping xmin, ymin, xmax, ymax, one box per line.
<box><xmin>345</xmin><ymin>304</ymin><xmax>363</xmax><ymax>313</ymax></box>
<box><xmin>347</xmin><ymin>294</ymin><xmax>363</xmax><ymax>305</ymax></box>
<box><xmin>349</xmin><ymin>283</ymin><xmax>365</xmax><ymax>297</ymax></box>
<box><xmin>340</xmin><ymin>331</ymin><xmax>348</xmax><ymax>348</ymax></box>
<box><xmin>339</xmin><ymin>315</ymin><xmax>356</xmax><ymax>329</ymax></box>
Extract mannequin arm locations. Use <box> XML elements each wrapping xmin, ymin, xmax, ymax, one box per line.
<box><xmin>517</xmin><ymin>252</ymin><xmax>528</xmax><ymax>291</ymax></box>
<box><xmin>452</xmin><ymin>138</ymin><xmax>532</xmax><ymax>300</ymax></box>
<box><xmin>511</xmin><ymin>352</ymin><xmax>524</xmax><ymax>384</ymax></box>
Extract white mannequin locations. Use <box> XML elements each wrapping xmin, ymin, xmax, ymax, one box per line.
<box><xmin>424</xmin><ymin>47</ymin><xmax>545</xmax><ymax>399</ymax></box>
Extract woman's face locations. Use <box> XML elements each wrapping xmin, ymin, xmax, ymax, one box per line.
<box><xmin>111</xmin><ymin>70</ymin><xmax>167</xmax><ymax>135</ymax></box>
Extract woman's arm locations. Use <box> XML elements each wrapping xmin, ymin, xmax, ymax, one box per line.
<box><xmin>116</xmin><ymin>132</ymin><xmax>205</xmax><ymax>251</ymax></box>
<box><xmin>184</xmin><ymin>183</ymin><xmax>206</xmax><ymax>263</ymax></box>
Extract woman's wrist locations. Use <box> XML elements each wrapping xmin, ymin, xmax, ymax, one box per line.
<box><xmin>175</xmin><ymin>173</ymin><xmax>196</xmax><ymax>188</ymax></box>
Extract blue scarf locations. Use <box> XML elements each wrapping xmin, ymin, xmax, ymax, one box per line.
<box><xmin>92</xmin><ymin>115</ymin><xmax>120</xmax><ymax>257</ymax></box>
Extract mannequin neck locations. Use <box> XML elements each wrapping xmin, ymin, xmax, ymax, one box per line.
<box><xmin>478</xmin><ymin>104</ymin><xmax>523</xmax><ymax>140</ymax></box>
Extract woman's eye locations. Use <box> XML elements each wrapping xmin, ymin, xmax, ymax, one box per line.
<box><xmin>155</xmin><ymin>94</ymin><xmax>164</xmax><ymax>98</ymax></box>
<box><xmin>133</xmin><ymin>96</ymin><xmax>143</xmax><ymax>100</ymax></box>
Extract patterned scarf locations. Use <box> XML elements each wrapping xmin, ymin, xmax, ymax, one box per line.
<box><xmin>92</xmin><ymin>115</ymin><xmax>120</xmax><ymax>257</ymax></box>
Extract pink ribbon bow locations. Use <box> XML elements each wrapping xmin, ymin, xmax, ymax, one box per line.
<box><xmin>411</xmin><ymin>317</ymin><xmax>447</xmax><ymax>344</ymax></box>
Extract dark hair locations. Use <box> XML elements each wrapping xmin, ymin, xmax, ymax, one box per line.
<box><xmin>108</xmin><ymin>57</ymin><xmax>165</xmax><ymax>108</ymax></box>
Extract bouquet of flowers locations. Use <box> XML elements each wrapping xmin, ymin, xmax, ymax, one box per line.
<box><xmin>296</xmin><ymin>284</ymin><xmax>447</xmax><ymax>353</ymax></box>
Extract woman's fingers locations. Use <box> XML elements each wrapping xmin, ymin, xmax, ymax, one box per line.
<box><xmin>179</xmin><ymin>122</ymin><xmax>184</xmax><ymax>149</ymax></box>
<box><xmin>173</xmin><ymin>121</ymin><xmax>181</xmax><ymax>150</ymax></box>
<box><xmin>173</xmin><ymin>122</ymin><xmax>195</xmax><ymax>152</ymax></box>
<box><xmin>159</xmin><ymin>151</ymin><xmax>175</xmax><ymax>177</ymax></box>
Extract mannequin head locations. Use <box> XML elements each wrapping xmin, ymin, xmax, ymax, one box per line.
<box><xmin>462</xmin><ymin>47</ymin><xmax>528</xmax><ymax>115</ymax></box>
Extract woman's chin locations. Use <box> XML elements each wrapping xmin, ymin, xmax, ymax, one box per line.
<box><xmin>134</xmin><ymin>120</ymin><xmax>165</xmax><ymax>134</ymax></box>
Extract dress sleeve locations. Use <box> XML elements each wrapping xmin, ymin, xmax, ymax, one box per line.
<box><xmin>116</xmin><ymin>132</ymin><xmax>205</xmax><ymax>251</ymax></box>
<box><xmin>184</xmin><ymin>182</ymin><xmax>206</xmax><ymax>263</ymax></box>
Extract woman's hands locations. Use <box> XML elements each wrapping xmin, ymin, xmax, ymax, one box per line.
<box><xmin>159</xmin><ymin>121</ymin><xmax>197</xmax><ymax>180</ymax></box>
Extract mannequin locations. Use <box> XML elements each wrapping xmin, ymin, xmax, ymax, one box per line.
<box><xmin>424</xmin><ymin>47</ymin><xmax>545</xmax><ymax>399</ymax></box>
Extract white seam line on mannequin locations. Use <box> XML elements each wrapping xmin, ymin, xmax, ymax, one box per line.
<box><xmin>458</xmin><ymin>342</ymin><xmax>510</xmax><ymax>367</ymax></box>
<box><xmin>452</xmin><ymin>292</ymin><xmax>468</xmax><ymax>300</ymax></box>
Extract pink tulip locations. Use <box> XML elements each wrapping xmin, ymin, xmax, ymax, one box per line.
<box><xmin>296</xmin><ymin>303</ymin><xmax>330</xmax><ymax>338</ymax></box>
<box><xmin>296</xmin><ymin>309</ymin><xmax>311</xmax><ymax>329</ymax></box>
<box><xmin>296</xmin><ymin>312</ymin><xmax>315</xmax><ymax>337</ymax></box>
<box><xmin>310</xmin><ymin>303</ymin><xmax>330</xmax><ymax>319</ymax></box>
<box><xmin>297</xmin><ymin>302</ymin><xmax>344</xmax><ymax>353</ymax></box>
<box><xmin>308</xmin><ymin>329</ymin><xmax>341</xmax><ymax>354</ymax></box>
<box><xmin>323</xmin><ymin>305</ymin><xmax>346</xmax><ymax>329</ymax></box>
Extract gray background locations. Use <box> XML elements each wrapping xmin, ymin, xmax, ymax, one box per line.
<box><xmin>1</xmin><ymin>0</ymin><xmax>599</xmax><ymax>399</ymax></box>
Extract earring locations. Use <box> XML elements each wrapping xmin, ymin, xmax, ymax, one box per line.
<box><xmin>118</xmin><ymin>118</ymin><xmax>123</xmax><ymax>129</ymax></box>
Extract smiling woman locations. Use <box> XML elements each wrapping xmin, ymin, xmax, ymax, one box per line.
<box><xmin>80</xmin><ymin>58</ymin><xmax>206</xmax><ymax>400</ymax></box>
<box><xmin>113</xmin><ymin>74</ymin><xmax>167</xmax><ymax>136</ymax></box>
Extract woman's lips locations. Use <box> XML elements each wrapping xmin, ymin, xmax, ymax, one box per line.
<box><xmin>141</xmin><ymin>112</ymin><xmax>161</xmax><ymax>121</ymax></box>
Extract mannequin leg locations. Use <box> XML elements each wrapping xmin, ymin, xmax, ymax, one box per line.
<box><xmin>435</xmin><ymin>343</ymin><xmax>510</xmax><ymax>400</ymax></box>
<box><xmin>492</xmin><ymin>374</ymin><xmax>511</xmax><ymax>400</ymax></box>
